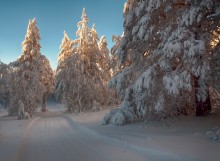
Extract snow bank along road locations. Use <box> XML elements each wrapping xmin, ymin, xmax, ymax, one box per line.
<box><xmin>0</xmin><ymin>111</ymin><xmax>216</xmax><ymax>161</ymax></box>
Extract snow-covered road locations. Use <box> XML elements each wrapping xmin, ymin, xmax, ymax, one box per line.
<box><xmin>14</xmin><ymin>112</ymin><xmax>148</xmax><ymax>161</ymax></box>
<box><xmin>1</xmin><ymin>107</ymin><xmax>219</xmax><ymax>161</ymax></box>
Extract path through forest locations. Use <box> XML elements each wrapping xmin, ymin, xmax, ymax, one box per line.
<box><xmin>0</xmin><ymin>102</ymin><xmax>220</xmax><ymax>161</ymax></box>
<box><xmin>15</xmin><ymin>112</ymin><xmax>148</xmax><ymax>161</ymax></box>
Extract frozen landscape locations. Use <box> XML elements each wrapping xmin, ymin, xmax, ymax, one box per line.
<box><xmin>0</xmin><ymin>100</ymin><xmax>220</xmax><ymax>161</ymax></box>
<box><xmin>0</xmin><ymin>0</ymin><xmax>220</xmax><ymax>161</ymax></box>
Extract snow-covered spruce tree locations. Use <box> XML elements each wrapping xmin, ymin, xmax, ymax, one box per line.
<box><xmin>98</xmin><ymin>35</ymin><xmax>111</xmax><ymax>80</ymax></box>
<box><xmin>109</xmin><ymin>35</ymin><xmax>122</xmax><ymax>76</ymax></box>
<box><xmin>103</xmin><ymin>0</ymin><xmax>220</xmax><ymax>125</ymax></box>
<box><xmin>95</xmin><ymin>31</ymin><xmax>119</xmax><ymax>106</ymax></box>
<box><xmin>0</xmin><ymin>61</ymin><xmax>9</xmax><ymax>107</ymax></box>
<box><xmin>38</xmin><ymin>55</ymin><xmax>54</xmax><ymax>111</ymax></box>
<box><xmin>55</xmin><ymin>8</ymin><xmax>112</xmax><ymax>112</ymax></box>
<box><xmin>210</xmin><ymin>27</ymin><xmax>220</xmax><ymax>112</ymax></box>
<box><xmin>8</xmin><ymin>18</ymin><xmax>54</xmax><ymax>115</ymax></box>
<box><xmin>55</xmin><ymin>31</ymin><xmax>73</xmax><ymax>102</ymax></box>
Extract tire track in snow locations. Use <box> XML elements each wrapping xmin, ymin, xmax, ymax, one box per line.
<box><xmin>58</xmin><ymin>116</ymin><xmax>113</xmax><ymax>161</ymax></box>
<box><xmin>66</xmin><ymin>115</ymin><xmax>202</xmax><ymax>161</ymax></box>
<box><xmin>63</xmin><ymin>115</ymin><xmax>148</xmax><ymax>161</ymax></box>
<box><xmin>16</xmin><ymin>116</ymin><xmax>40</xmax><ymax>161</ymax></box>
<box><xmin>16</xmin><ymin>114</ymin><xmax>113</xmax><ymax>161</ymax></box>
<box><xmin>15</xmin><ymin>112</ymin><xmax>201</xmax><ymax>161</ymax></box>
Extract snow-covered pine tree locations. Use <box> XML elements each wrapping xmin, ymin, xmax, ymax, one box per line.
<box><xmin>110</xmin><ymin>35</ymin><xmax>122</xmax><ymax>76</ymax></box>
<box><xmin>103</xmin><ymin>0</ymin><xmax>220</xmax><ymax>125</ymax></box>
<box><xmin>55</xmin><ymin>8</ymin><xmax>111</xmax><ymax>112</ymax></box>
<box><xmin>74</xmin><ymin>8</ymin><xmax>107</xmax><ymax>109</ymax></box>
<box><xmin>98</xmin><ymin>35</ymin><xmax>111</xmax><ymax>80</ymax></box>
<box><xmin>95</xmin><ymin>33</ymin><xmax>118</xmax><ymax>106</ymax></box>
<box><xmin>75</xmin><ymin>8</ymin><xmax>90</xmax><ymax>62</ymax></box>
<box><xmin>0</xmin><ymin>61</ymin><xmax>9</xmax><ymax>107</ymax></box>
<box><xmin>210</xmin><ymin>26</ymin><xmax>220</xmax><ymax>111</ymax></box>
<box><xmin>38</xmin><ymin>55</ymin><xmax>54</xmax><ymax>111</ymax></box>
<box><xmin>55</xmin><ymin>31</ymin><xmax>73</xmax><ymax>102</ymax></box>
<box><xmin>57</xmin><ymin>31</ymin><xmax>73</xmax><ymax>64</ymax></box>
<box><xmin>8</xmin><ymin>18</ymin><xmax>54</xmax><ymax>115</ymax></box>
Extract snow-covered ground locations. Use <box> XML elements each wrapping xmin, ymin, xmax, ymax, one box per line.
<box><xmin>70</xmin><ymin>109</ymin><xmax>220</xmax><ymax>161</ymax></box>
<box><xmin>0</xmin><ymin>115</ymin><xmax>38</xmax><ymax>161</ymax></box>
<box><xmin>35</xmin><ymin>99</ymin><xmax>66</xmax><ymax>112</ymax></box>
<box><xmin>0</xmin><ymin>101</ymin><xmax>219</xmax><ymax>161</ymax></box>
<box><xmin>0</xmin><ymin>103</ymin><xmax>7</xmax><ymax>117</ymax></box>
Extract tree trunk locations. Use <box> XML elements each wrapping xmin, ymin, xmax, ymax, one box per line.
<box><xmin>78</xmin><ymin>97</ymin><xmax>82</xmax><ymax>113</ymax></box>
<box><xmin>194</xmin><ymin>76</ymin><xmax>211</xmax><ymax>116</ymax></box>
<box><xmin>42</xmin><ymin>93</ymin><xmax>47</xmax><ymax>112</ymax></box>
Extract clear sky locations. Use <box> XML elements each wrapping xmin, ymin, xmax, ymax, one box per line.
<box><xmin>0</xmin><ymin>0</ymin><xmax>126</xmax><ymax>69</ymax></box>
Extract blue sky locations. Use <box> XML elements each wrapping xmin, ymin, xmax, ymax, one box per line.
<box><xmin>0</xmin><ymin>0</ymin><xmax>126</xmax><ymax>69</ymax></box>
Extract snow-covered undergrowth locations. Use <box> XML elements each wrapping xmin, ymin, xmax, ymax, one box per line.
<box><xmin>102</xmin><ymin>103</ymin><xmax>135</xmax><ymax>126</ymax></box>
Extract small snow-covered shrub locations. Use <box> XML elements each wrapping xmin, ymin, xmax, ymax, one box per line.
<box><xmin>112</xmin><ymin>109</ymin><xmax>126</xmax><ymax>126</ymax></box>
<box><xmin>102</xmin><ymin>108</ymin><xmax>118</xmax><ymax>125</ymax></box>
<box><xmin>102</xmin><ymin>102</ymin><xmax>135</xmax><ymax>126</ymax></box>
<box><xmin>24</xmin><ymin>112</ymin><xmax>31</xmax><ymax>119</ymax></box>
